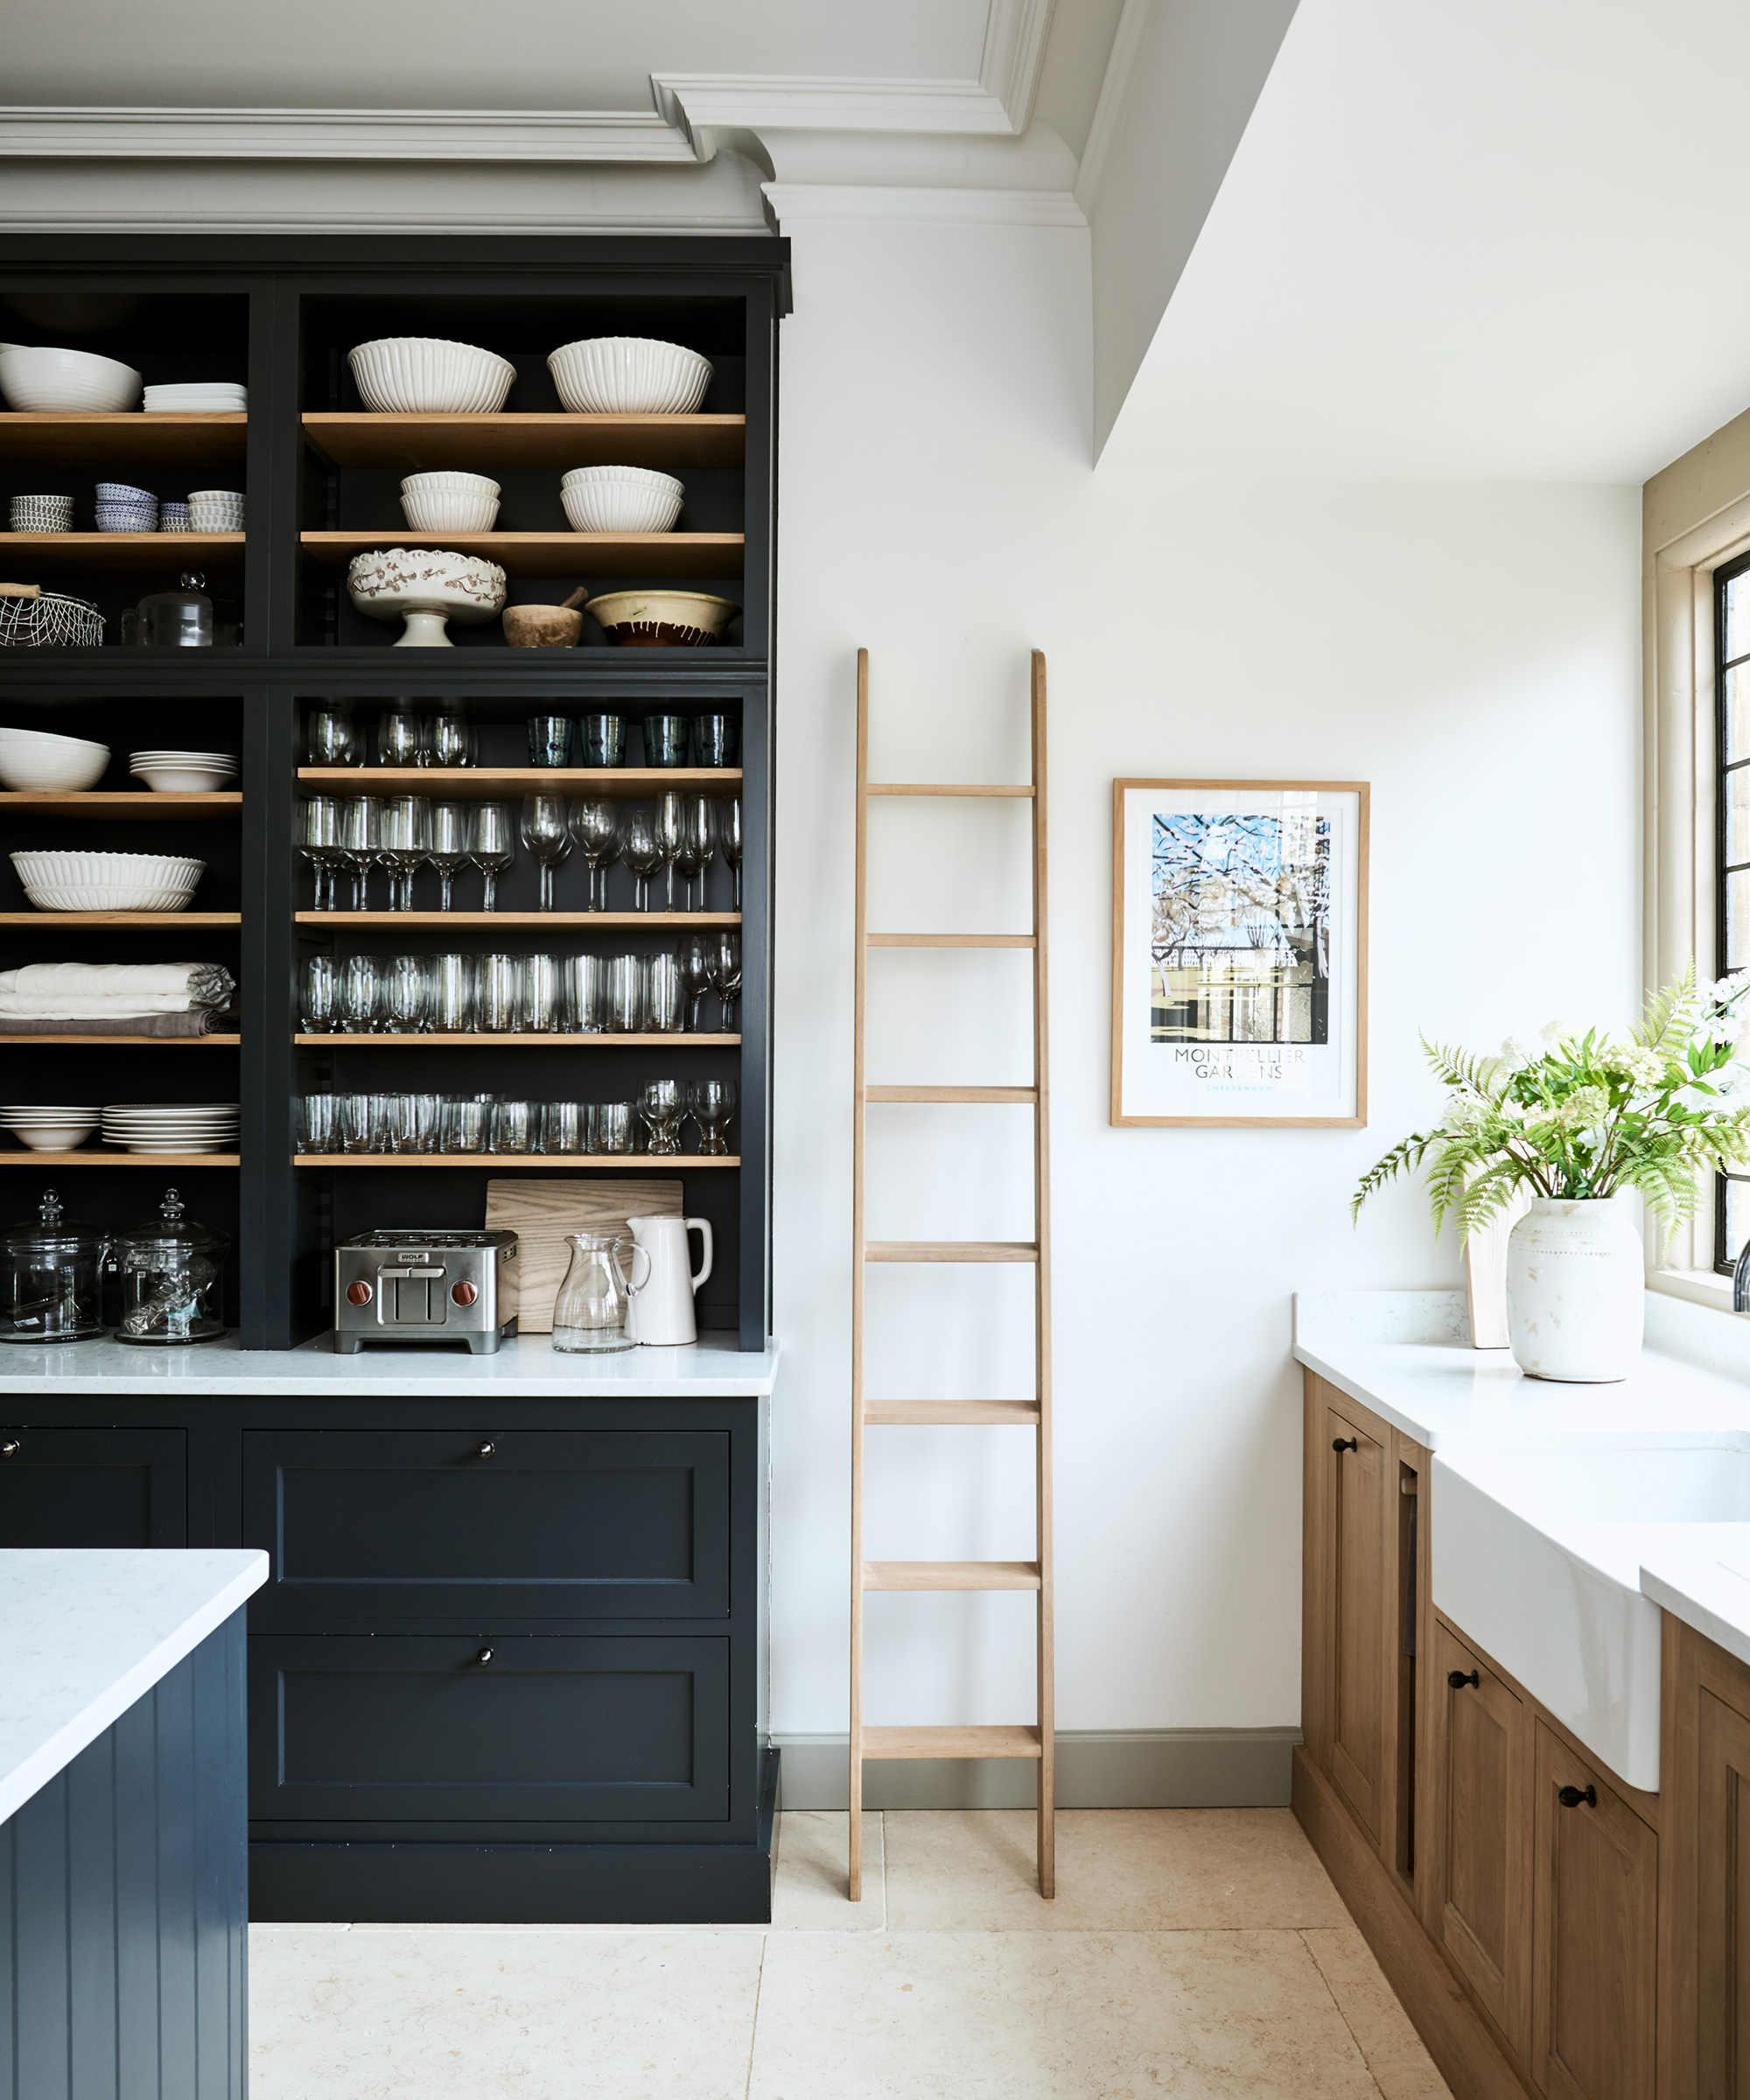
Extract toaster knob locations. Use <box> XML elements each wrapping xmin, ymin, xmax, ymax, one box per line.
<box><xmin>452</xmin><ymin>1279</ymin><xmax>478</xmax><ymax>1306</ymax></box>
<box><xmin>346</xmin><ymin>1280</ymin><xmax>372</xmax><ymax>1306</ymax></box>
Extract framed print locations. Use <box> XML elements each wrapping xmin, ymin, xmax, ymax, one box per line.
<box><xmin>1110</xmin><ymin>779</ymin><xmax>1368</xmax><ymax>1127</ymax></box>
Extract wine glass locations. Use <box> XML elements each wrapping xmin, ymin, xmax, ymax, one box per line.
<box><xmin>376</xmin><ymin>702</ymin><xmax>429</xmax><ymax>767</ymax></box>
<box><xmin>568</xmin><ymin>798</ymin><xmax>621</xmax><ymax>911</ymax></box>
<box><xmin>653</xmin><ymin>791</ymin><xmax>685</xmax><ymax>912</ymax></box>
<box><xmin>298</xmin><ymin>794</ymin><xmax>343</xmax><ymax>912</ymax></box>
<box><xmin>689</xmin><ymin>1079</ymin><xmax>737</xmax><ymax>1155</ymax></box>
<box><xmin>304</xmin><ymin>703</ymin><xmax>355</xmax><ymax>766</ymax></box>
<box><xmin>676</xmin><ymin>933</ymin><xmax>713</xmax><ymax>1031</ymax></box>
<box><xmin>378</xmin><ymin>794</ymin><xmax>430</xmax><ymax>912</ymax></box>
<box><xmin>430</xmin><ymin>704</ymin><xmax>475</xmax><ymax>768</ymax></box>
<box><xmin>521</xmin><ymin>793</ymin><xmax>573</xmax><ymax>912</ymax></box>
<box><xmin>428</xmin><ymin>800</ymin><xmax>471</xmax><ymax>912</ymax></box>
<box><xmin>470</xmin><ymin>801</ymin><xmax>514</xmax><ymax>911</ymax></box>
<box><xmin>710</xmin><ymin>930</ymin><xmax>742</xmax><ymax>1032</ymax></box>
<box><xmin>336</xmin><ymin>796</ymin><xmax>382</xmax><ymax>912</ymax></box>
<box><xmin>716</xmin><ymin>798</ymin><xmax>744</xmax><ymax>911</ymax></box>
<box><xmin>675</xmin><ymin>794</ymin><xmax>714</xmax><ymax>911</ymax></box>
<box><xmin>620</xmin><ymin>807</ymin><xmax>664</xmax><ymax>913</ymax></box>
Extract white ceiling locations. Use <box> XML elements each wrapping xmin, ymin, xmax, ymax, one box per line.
<box><xmin>1102</xmin><ymin>0</ymin><xmax>1750</xmax><ymax>482</ymax></box>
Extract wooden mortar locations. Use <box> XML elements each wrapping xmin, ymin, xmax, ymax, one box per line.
<box><xmin>502</xmin><ymin>586</ymin><xmax>589</xmax><ymax>648</ymax></box>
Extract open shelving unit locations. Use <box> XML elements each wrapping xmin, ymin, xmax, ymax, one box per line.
<box><xmin>0</xmin><ymin>232</ymin><xmax>785</xmax><ymax>1348</ymax></box>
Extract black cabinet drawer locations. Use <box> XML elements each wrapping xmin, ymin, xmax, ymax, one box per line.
<box><xmin>249</xmin><ymin>1634</ymin><xmax>728</xmax><ymax>1824</ymax></box>
<box><xmin>242</xmin><ymin>1428</ymin><xmax>729</xmax><ymax>1625</ymax></box>
<box><xmin>0</xmin><ymin>1425</ymin><xmax>186</xmax><ymax>1546</ymax></box>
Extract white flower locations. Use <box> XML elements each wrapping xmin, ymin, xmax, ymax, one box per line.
<box><xmin>1442</xmin><ymin>1089</ymin><xmax>1489</xmax><ymax>1133</ymax></box>
<box><xmin>1540</xmin><ymin>1018</ymin><xmax>1576</xmax><ymax>1046</ymax></box>
<box><xmin>1602</xmin><ymin>1046</ymin><xmax>1668</xmax><ymax>1086</ymax></box>
<box><xmin>1497</xmin><ymin>1034</ymin><xmax>1531</xmax><ymax>1072</ymax></box>
<box><xmin>1712</xmin><ymin>972</ymin><xmax>1750</xmax><ymax>1005</ymax></box>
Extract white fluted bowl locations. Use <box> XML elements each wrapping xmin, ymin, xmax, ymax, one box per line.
<box><xmin>560</xmin><ymin>466</ymin><xmax>683</xmax><ymax>535</ymax></box>
<box><xmin>548</xmin><ymin>337</ymin><xmax>712</xmax><ymax>415</ymax></box>
<box><xmin>0</xmin><ymin>345</ymin><xmax>142</xmax><ymax>413</ymax></box>
<box><xmin>347</xmin><ymin>547</ymin><xmax>508</xmax><ymax>648</ymax></box>
<box><xmin>400</xmin><ymin>471</ymin><xmax>501</xmax><ymax>533</ymax></box>
<box><xmin>348</xmin><ymin>338</ymin><xmax>515</xmax><ymax>415</ymax></box>
<box><xmin>0</xmin><ymin>739</ymin><xmax>110</xmax><ymax>791</ymax></box>
<box><xmin>10</xmin><ymin>849</ymin><xmax>204</xmax><ymax>912</ymax></box>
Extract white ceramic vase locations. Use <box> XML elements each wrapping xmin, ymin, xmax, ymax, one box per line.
<box><xmin>1504</xmin><ymin>1196</ymin><xmax>1644</xmax><ymax>1382</ymax></box>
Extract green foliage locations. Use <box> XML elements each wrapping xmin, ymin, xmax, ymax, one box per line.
<box><xmin>1352</xmin><ymin>963</ymin><xmax>1750</xmax><ymax>1245</ymax></box>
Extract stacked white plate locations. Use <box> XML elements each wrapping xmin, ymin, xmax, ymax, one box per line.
<box><xmin>0</xmin><ymin>1105</ymin><xmax>101</xmax><ymax>1152</ymax></box>
<box><xmin>102</xmin><ymin>1102</ymin><xmax>239</xmax><ymax>1154</ymax></box>
<box><xmin>130</xmin><ymin>750</ymin><xmax>238</xmax><ymax>794</ymax></box>
<box><xmin>144</xmin><ymin>382</ymin><xmax>247</xmax><ymax>413</ymax></box>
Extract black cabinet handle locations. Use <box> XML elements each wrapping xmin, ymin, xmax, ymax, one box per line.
<box><xmin>1332</xmin><ymin>1437</ymin><xmax>1358</xmax><ymax>1453</ymax></box>
<box><xmin>475</xmin><ymin>1441</ymin><xmax>494</xmax><ymax>1458</ymax></box>
<box><xmin>0</xmin><ymin>1438</ymin><xmax>18</xmax><ymax>1460</ymax></box>
<box><xmin>474</xmin><ymin>1647</ymin><xmax>494</xmax><ymax>1667</ymax></box>
<box><xmin>1448</xmin><ymin>1670</ymin><xmax>1480</xmax><ymax>1690</ymax></box>
<box><xmin>1558</xmin><ymin>1783</ymin><xmax>1597</xmax><ymax>1809</ymax></box>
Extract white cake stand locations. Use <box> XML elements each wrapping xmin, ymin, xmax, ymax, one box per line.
<box><xmin>346</xmin><ymin>548</ymin><xmax>508</xmax><ymax>647</ymax></box>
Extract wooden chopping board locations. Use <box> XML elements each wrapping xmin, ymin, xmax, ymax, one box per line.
<box><xmin>485</xmin><ymin>1177</ymin><xmax>683</xmax><ymax>1334</ymax></box>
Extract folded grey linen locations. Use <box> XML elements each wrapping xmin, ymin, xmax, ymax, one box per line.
<box><xmin>0</xmin><ymin>1009</ymin><xmax>215</xmax><ymax>1036</ymax></box>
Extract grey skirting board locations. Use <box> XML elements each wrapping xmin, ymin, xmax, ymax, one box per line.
<box><xmin>770</xmin><ymin>1727</ymin><xmax>1302</xmax><ymax>1811</ymax></box>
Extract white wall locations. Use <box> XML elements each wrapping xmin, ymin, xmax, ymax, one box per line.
<box><xmin>770</xmin><ymin>207</ymin><xmax>1642</xmax><ymax>1748</ymax></box>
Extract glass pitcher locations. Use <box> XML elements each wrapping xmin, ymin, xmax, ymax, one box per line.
<box><xmin>550</xmin><ymin>1230</ymin><xmax>650</xmax><ymax>1354</ymax></box>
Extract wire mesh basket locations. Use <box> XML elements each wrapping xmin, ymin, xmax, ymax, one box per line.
<box><xmin>0</xmin><ymin>592</ymin><xmax>105</xmax><ymax>648</ymax></box>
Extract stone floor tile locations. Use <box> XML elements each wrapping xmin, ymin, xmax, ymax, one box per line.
<box><xmin>883</xmin><ymin>1808</ymin><xmax>1351</xmax><ymax>1932</ymax></box>
<box><xmin>770</xmin><ymin>1810</ymin><xmax>887</xmax><ymax>1929</ymax></box>
<box><xmin>1303</xmin><ymin>1924</ymin><xmax>1453</xmax><ymax>2100</ymax></box>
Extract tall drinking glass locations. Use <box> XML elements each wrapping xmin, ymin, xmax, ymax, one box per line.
<box><xmin>337</xmin><ymin>796</ymin><xmax>382</xmax><ymax>912</ymax></box>
<box><xmin>523</xmin><ymin>952</ymin><xmax>564</xmax><ymax>1033</ymax></box>
<box><xmin>429</xmin><ymin>953</ymin><xmax>473</xmax><ymax>1033</ymax></box>
<box><xmin>299</xmin><ymin>955</ymin><xmax>339</xmax><ymax>1032</ymax></box>
<box><xmin>603</xmin><ymin>954</ymin><xmax>645</xmax><ymax>1034</ymax></box>
<box><xmin>385</xmin><ymin>954</ymin><xmax>430</xmax><ymax>1033</ymax></box>
<box><xmin>568</xmin><ymin>798</ymin><xmax>621</xmax><ymax>911</ymax></box>
<box><xmin>378</xmin><ymin>795</ymin><xmax>430</xmax><ymax>911</ymax></box>
<box><xmin>646</xmin><ymin>952</ymin><xmax>687</xmax><ymax>1033</ymax></box>
<box><xmin>620</xmin><ymin>808</ymin><xmax>663</xmax><ymax>912</ymax></box>
<box><xmin>428</xmin><ymin>800</ymin><xmax>471</xmax><ymax>911</ymax></box>
<box><xmin>470</xmin><ymin>802</ymin><xmax>514</xmax><ymax>911</ymax></box>
<box><xmin>338</xmin><ymin>1092</ymin><xmax>381</xmax><ymax>1154</ymax></box>
<box><xmin>561</xmin><ymin>953</ymin><xmax>603</xmax><ymax>1033</ymax></box>
<box><xmin>299</xmin><ymin>1094</ymin><xmax>337</xmax><ymax>1154</ymax></box>
<box><xmin>521</xmin><ymin>794</ymin><xmax>573</xmax><ymax>912</ymax></box>
<box><xmin>339</xmin><ymin>954</ymin><xmax>383</xmax><ymax>1034</ymax></box>
<box><xmin>579</xmin><ymin>713</ymin><xmax>625</xmax><ymax>768</ymax></box>
<box><xmin>595</xmin><ymin>1102</ymin><xmax>635</xmax><ymax>1155</ymax></box>
<box><xmin>475</xmin><ymin>954</ymin><xmax>524</xmax><ymax>1034</ymax></box>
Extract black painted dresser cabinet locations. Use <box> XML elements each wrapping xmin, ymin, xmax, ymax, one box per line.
<box><xmin>0</xmin><ymin>1388</ymin><xmax>774</xmax><ymax>1922</ymax></box>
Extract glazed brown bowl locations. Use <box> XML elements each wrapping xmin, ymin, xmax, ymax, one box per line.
<box><xmin>587</xmin><ymin>589</ymin><xmax>739</xmax><ymax>648</ymax></box>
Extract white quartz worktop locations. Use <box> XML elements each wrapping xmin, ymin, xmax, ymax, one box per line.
<box><xmin>0</xmin><ymin>1330</ymin><xmax>781</xmax><ymax>1396</ymax></box>
<box><xmin>0</xmin><ymin>1548</ymin><xmax>266</xmax><ymax>1824</ymax></box>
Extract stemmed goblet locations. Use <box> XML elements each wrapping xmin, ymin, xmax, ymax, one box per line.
<box><xmin>639</xmin><ymin>1079</ymin><xmax>687</xmax><ymax>1156</ymax></box>
<box><xmin>653</xmin><ymin>791</ymin><xmax>685</xmax><ymax>912</ymax></box>
<box><xmin>716</xmin><ymin>798</ymin><xmax>744</xmax><ymax>911</ymax></box>
<box><xmin>336</xmin><ymin>796</ymin><xmax>382</xmax><ymax>912</ymax></box>
<box><xmin>675</xmin><ymin>794</ymin><xmax>714</xmax><ymax>911</ymax></box>
<box><xmin>298</xmin><ymin>795</ymin><xmax>343</xmax><ymax>912</ymax></box>
<box><xmin>710</xmin><ymin>930</ymin><xmax>742</xmax><ymax>1032</ymax></box>
<box><xmin>568</xmin><ymin>798</ymin><xmax>621</xmax><ymax>911</ymax></box>
<box><xmin>521</xmin><ymin>794</ymin><xmax>573</xmax><ymax>912</ymax></box>
<box><xmin>470</xmin><ymin>802</ymin><xmax>514</xmax><ymax>912</ymax></box>
<box><xmin>675</xmin><ymin>933</ymin><xmax>714</xmax><ymax>1032</ymax></box>
<box><xmin>689</xmin><ymin>1079</ymin><xmax>738</xmax><ymax>1155</ymax></box>
<box><xmin>620</xmin><ymin>807</ymin><xmax>664</xmax><ymax>913</ymax></box>
<box><xmin>378</xmin><ymin>794</ymin><xmax>430</xmax><ymax>911</ymax></box>
<box><xmin>428</xmin><ymin>800</ymin><xmax>471</xmax><ymax>911</ymax></box>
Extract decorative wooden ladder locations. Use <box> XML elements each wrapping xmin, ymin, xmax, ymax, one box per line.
<box><xmin>848</xmin><ymin>647</ymin><xmax>1055</xmax><ymax>1900</ymax></box>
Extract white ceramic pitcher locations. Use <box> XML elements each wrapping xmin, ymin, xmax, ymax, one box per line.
<box><xmin>624</xmin><ymin>1214</ymin><xmax>713</xmax><ymax>1345</ymax></box>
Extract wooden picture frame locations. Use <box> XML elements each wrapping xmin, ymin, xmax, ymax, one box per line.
<box><xmin>1110</xmin><ymin>778</ymin><xmax>1369</xmax><ymax>1128</ymax></box>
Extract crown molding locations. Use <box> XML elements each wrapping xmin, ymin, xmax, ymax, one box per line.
<box><xmin>979</xmin><ymin>0</ymin><xmax>1058</xmax><ymax>132</ymax></box>
<box><xmin>761</xmin><ymin>181</ymin><xmax>1084</xmax><ymax>229</ymax></box>
<box><xmin>654</xmin><ymin>74</ymin><xmax>1013</xmax><ymax>146</ymax></box>
<box><xmin>0</xmin><ymin>104</ymin><xmax>704</xmax><ymax>163</ymax></box>
<box><xmin>1074</xmin><ymin>0</ymin><xmax>1157</xmax><ymax>214</ymax></box>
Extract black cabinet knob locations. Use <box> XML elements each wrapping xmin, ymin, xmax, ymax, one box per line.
<box><xmin>0</xmin><ymin>1438</ymin><xmax>18</xmax><ymax>1460</ymax></box>
<box><xmin>475</xmin><ymin>1440</ymin><xmax>494</xmax><ymax>1458</ymax></box>
<box><xmin>1558</xmin><ymin>1783</ymin><xmax>1597</xmax><ymax>1809</ymax></box>
<box><xmin>1448</xmin><ymin>1670</ymin><xmax>1480</xmax><ymax>1690</ymax></box>
<box><xmin>474</xmin><ymin>1647</ymin><xmax>494</xmax><ymax>1667</ymax></box>
<box><xmin>1332</xmin><ymin>1437</ymin><xmax>1358</xmax><ymax>1453</ymax></box>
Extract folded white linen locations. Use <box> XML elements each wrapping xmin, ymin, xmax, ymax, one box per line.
<box><xmin>0</xmin><ymin>992</ymin><xmax>217</xmax><ymax>1017</ymax></box>
<box><xmin>0</xmin><ymin>962</ymin><xmax>234</xmax><ymax>1003</ymax></box>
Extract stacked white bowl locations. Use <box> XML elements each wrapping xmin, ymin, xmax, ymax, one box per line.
<box><xmin>102</xmin><ymin>1102</ymin><xmax>239</xmax><ymax>1155</ymax></box>
<box><xmin>348</xmin><ymin>338</ymin><xmax>515</xmax><ymax>415</ymax></box>
<box><xmin>144</xmin><ymin>382</ymin><xmax>247</xmax><ymax>413</ymax></box>
<box><xmin>10</xmin><ymin>494</ymin><xmax>74</xmax><ymax>534</ymax></box>
<box><xmin>0</xmin><ymin>1106</ymin><xmax>102</xmax><ymax>1152</ymax></box>
<box><xmin>130</xmin><ymin>750</ymin><xmax>238</xmax><ymax>794</ymax></box>
<box><xmin>94</xmin><ymin>481</ymin><xmax>158</xmax><ymax>533</ymax></box>
<box><xmin>560</xmin><ymin>465</ymin><xmax>683</xmax><ymax>534</ymax></box>
<box><xmin>0</xmin><ymin>345</ymin><xmax>142</xmax><ymax>414</ymax></box>
<box><xmin>548</xmin><ymin>337</ymin><xmax>712</xmax><ymax>414</ymax></box>
<box><xmin>10</xmin><ymin>850</ymin><xmax>206</xmax><ymax>913</ymax></box>
<box><xmin>0</xmin><ymin>726</ymin><xmax>110</xmax><ymax>792</ymax></box>
<box><xmin>189</xmin><ymin>489</ymin><xmax>245</xmax><ymax>532</ymax></box>
<box><xmin>400</xmin><ymin>472</ymin><xmax>500</xmax><ymax>533</ymax></box>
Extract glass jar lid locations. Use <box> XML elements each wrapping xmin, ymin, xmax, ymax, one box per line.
<box><xmin>137</xmin><ymin>569</ymin><xmax>211</xmax><ymax>611</ymax></box>
<box><xmin>1</xmin><ymin>1188</ymin><xmax>105</xmax><ymax>1256</ymax></box>
<box><xmin>114</xmin><ymin>1186</ymin><xmax>229</xmax><ymax>1257</ymax></box>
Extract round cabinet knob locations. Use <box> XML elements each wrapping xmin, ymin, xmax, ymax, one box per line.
<box><xmin>1332</xmin><ymin>1437</ymin><xmax>1358</xmax><ymax>1454</ymax></box>
<box><xmin>1558</xmin><ymin>1783</ymin><xmax>1598</xmax><ymax>1810</ymax></box>
<box><xmin>1448</xmin><ymin>1670</ymin><xmax>1480</xmax><ymax>1690</ymax></box>
<box><xmin>346</xmin><ymin>1280</ymin><xmax>372</xmax><ymax>1306</ymax></box>
<box><xmin>452</xmin><ymin>1280</ymin><xmax>478</xmax><ymax>1306</ymax></box>
<box><xmin>475</xmin><ymin>1440</ymin><xmax>494</xmax><ymax>1459</ymax></box>
<box><xmin>0</xmin><ymin>1439</ymin><xmax>18</xmax><ymax>1460</ymax></box>
<box><xmin>474</xmin><ymin>1647</ymin><xmax>494</xmax><ymax>1667</ymax></box>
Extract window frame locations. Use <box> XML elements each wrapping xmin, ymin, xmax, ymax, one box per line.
<box><xmin>1715</xmin><ymin>550</ymin><xmax>1750</xmax><ymax>1272</ymax></box>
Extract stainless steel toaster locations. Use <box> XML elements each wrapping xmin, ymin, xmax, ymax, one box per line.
<box><xmin>332</xmin><ymin>1229</ymin><xmax>519</xmax><ymax>1354</ymax></box>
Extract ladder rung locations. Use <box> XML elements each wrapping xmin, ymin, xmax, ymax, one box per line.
<box><xmin>862</xmin><ymin>1725</ymin><xmax>1043</xmax><ymax>1760</ymax></box>
<box><xmin>864</xmin><ymin>1399</ymin><xmax>1041</xmax><ymax>1424</ymax></box>
<box><xmin>865</xmin><ymin>1085</ymin><xmax>1037</xmax><ymax>1104</ymax></box>
<box><xmin>867</xmin><ymin>933</ymin><xmax>1035</xmax><ymax>948</ymax></box>
<box><xmin>864</xmin><ymin>1241</ymin><xmax>1038</xmax><ymax>1264</ymax></box>
<box><xmin>864</xmin><ymin>1560</ymin><xmax>1041</xmax><ymax>1591</ymax></box>
<box><xmin>865</xmin><ymin>783</ymin><xmax>1035</xmax><ymax>799</ymax></box>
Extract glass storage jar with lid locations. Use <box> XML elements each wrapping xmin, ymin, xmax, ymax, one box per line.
<box><xmin>124</xmin><ymin>570</ymin><xmax>214</xmax><ymax>648</ymax></box>
<box><xmin>0</xmin><ymin>1188</ymin><xmax>107</xmax><ymax>1343</ymax></box>
<box><xmin>113</xmin><ymin>1187</ymin><xmax>229</xmax><ymax>1345</ymax></box>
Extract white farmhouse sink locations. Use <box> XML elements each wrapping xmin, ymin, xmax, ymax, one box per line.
<box><xmin>1433</xmin><ymin>1443</ymin><xmax>1750</xmax><ymax>1791</ymax></box>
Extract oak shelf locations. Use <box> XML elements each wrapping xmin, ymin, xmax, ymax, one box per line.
<box><xmin>295</xmin><ymin>1032</ymin><xmax>738</xmax><ymax>1046</ymax></box>
<box><xmin>1</xmin><ymin>1032</ymin><xmax>240</xmax><ymax>1045</ymax></box>
<box><xmin>299</xmin><ymin>530</ymin><xmax>742</xmax><ymax>579</ymax></box>
<box><xmin>297</xmin><ymin>766</ymin><xmax>739</xmax><ymax>801</ymax></box>
<box><xmin>0</xmin><ymin>532</ymin><xmax>245</xmax><ymax>570</ymax></box>
<box><xmin>293</xmin><ymin>911</ymin><xmax>738</xmax><ymax>928</ymax></box>
<box><xmin>0</xmin><ymin>412</ymin><xmax>247</xmax><ymax>463</ymax></box>
<box><xmin>0</xmin><ymin>1151</ymin><xmax>239</xmax><ymax>1166</ymax></box>
<box><xmin>296</xmin><ymin>1153</ymin><xmax>738</xmax><ymax>1168</ymax></box>
<box><xmin>0</xmin><ymin>791</ymin><xmax>241</xmax><ymax>819</ymax></box>
<box><xmin>0</xmin><ymin>912</ymin><xmax>242</xmax><ymax>926</ymax></box>
<box><xmin>302</xmin><ymin>412</ymin><xmax>745</xmax><ymax>472</ymax></box>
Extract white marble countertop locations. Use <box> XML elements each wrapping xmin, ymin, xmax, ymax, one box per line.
<box><xmin>0</xmin><ymin>1548</ymin><xmax>266</xmax><ymax>1824</ymax></box>
<box><xmin>0</xmin><ymin>1330</ymin><xmax>782</xmax><ymax>1396</ymax></box>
